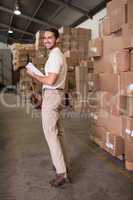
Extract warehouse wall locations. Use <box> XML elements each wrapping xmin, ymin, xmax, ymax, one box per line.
<box><xmin>0</xmin><ymin>42</ymin><xmax>8</xmax><ymax>49</ymax></box>
<box><xmin>0</xmin><ymin>48</ymin><xmax>12</xmax><ymax>86</ymax></box>
<box><xmin>77</xmin><ymin>8</ymin><xmax>107</xmax><ymax>38</ymax></box>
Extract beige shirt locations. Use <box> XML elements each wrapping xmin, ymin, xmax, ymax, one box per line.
<box><xmin>43</xmin><ymin>47</ymin><xmax>67</xmax><ymax>90</ymax></box>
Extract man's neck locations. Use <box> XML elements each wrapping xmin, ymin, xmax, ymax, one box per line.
<box><xmin>48</xmin><ymin>45</ymin><xmax>58</xmax><ymax>53</ymax></box>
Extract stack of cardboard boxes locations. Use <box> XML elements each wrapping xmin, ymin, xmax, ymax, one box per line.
<box><xmin>60</xmin><ymin>27</ymin><xmax>91</xmax><ymax>67</ymax></box>
<box><xmin>74</xmin><ymin>64</ymin><xmax>88</xmax><ymax>112</ymax></box>
<box><xmin>88</xmin><ymin>0</ymin><xmax>133</xmax><ymax>170</ymax></box>
<box><xmin>11</xmin><ymin>43</ymin><xmax>28</xmax><ymax>71</ymax></box>
<box><xmin>11</xmin><ymin>34</ymin><xmax>48</xmax><ymax>100</ymax></box>
<box><xmin>59</xmin><ymin>27</ymin><xmax>92</xmax><ymax>111</ymax></box>
<box><xmin>34</xmin><ymin>31</ymin><xmax>48</xmax><ymax>69</ymax></box>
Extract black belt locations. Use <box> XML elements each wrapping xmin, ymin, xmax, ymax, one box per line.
<box><xmin>45</xmin><ymin>88</ymin><xmax>64</xmax><ymax>91</ymax></box>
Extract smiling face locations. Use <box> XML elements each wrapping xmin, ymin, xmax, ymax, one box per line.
<box><xmin>43</xmin><ymin>31</ymin><xmax>59</xmax><ymax>50</ymax></box>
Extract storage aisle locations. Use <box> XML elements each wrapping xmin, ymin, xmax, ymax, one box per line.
<box><xmin>0</xmin><ymin>93</ymin><xmax>133</xmax><ymax>200</ymax></box>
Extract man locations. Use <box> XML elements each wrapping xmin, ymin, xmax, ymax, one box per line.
<box><xmin>27</xmin><ymin>28</ymin><xmax>70</xmax><ymax>187</ymax></box>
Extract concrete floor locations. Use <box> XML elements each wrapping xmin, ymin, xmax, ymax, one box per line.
<box><xmin>0</xmin><ymin>93</ymin><xmax>133</xmax><ymax>200</ymax></box>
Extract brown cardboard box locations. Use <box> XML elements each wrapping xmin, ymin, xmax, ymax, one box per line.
<box><xmin>99</xmin><ymin>74</ymin><xmax>118</xmax><ymax>93</ymax></box>
<box><xmin>75</xmin><ymin>66</ymin><xmax>88</xmax><ymax>81</ymax></box>
<box><xmin>105</xmin><ymin>114</ymin><xmax>126</xmax><ymax>137</ymax></box>
<box><xmin>127</xmin><ymin>96</ymin><xmax>133</xmax><ymax>117</ymax></box>
<box><xmin>71</xmin><ymin>27</ymin><xmax>91</xmax><ymax>37</ymax></box>
<box><xmin>89</xmin><ymin>38</ymin><xmax>103</xmax><ymax>58</ymax></box>
<box><xmin>103</xmin><ymin>131</ymin><xmax>124</xmax><ymax>159</ymax></box>
<box><xmin>122</xmin><ymin>24</ymin><xmax>133</xmax><ymax>49</ymax></box>
<box><xmin>107</xmin><ymin>1</ymin><xmax>113</xmax><ymax>17</ymax></box>
<box><xmin>89</xmin><ymin>124</ymin><xmax>106</xmax><ymax>148</ymax></box>
<box><xmin>62</xmin><ymin>27</ymin><xmax>72</xmax><ymax>34</ymax></box>
<box><xmin>100</xmin><ymin>72</ymin><xmax>133</xmax><ymax>95</ymax></box>
<box><xmin>125</xmin><ymin>117</ymin><xmax>133</xmax><ymax>170</ymax></box>
<box><xmin>87</xmin><ymin>73</ymin><xmax>100</xmax><ymax>91</ymax></box>
<box><xmin>107</xmin><ymin>0</ymin><xmax>127</xmax><ymax>33</ymax></box>
<box><xmin>99</xmin><ymin>92</ymin><xmax>127</xmax><ymax>116</ymax></box>
<box><xmin>94</xmin><ymin>58</ymin><xmax>105</xmax><ymax>74</ymax></box>
<box><xmin>93</xmin><ymin>57</ymin><xmax>115</xmax><ymax>74</ymax></box>
<box><xmin>103</xmin><ymin>33</ymin><xmax>123</xmax><ymax>55</ymax></box>
<box><xmin>88</xmin><ymin>91</ymin><xmax>100</xmax><ymax>111</ymax></box>
<box><xmin>94</xmin><ymin>33</ymin><xmax>124</xmax><ymax>73</ymax></box>
<box><xmin>93</xmin><ymin>110</ymin><xmax>126</xmax><ymax>137</ymax></box>
<box><xmin>126</xmin><ymin>84</ymin><xmax>133</xmax><ymax>117</ymax></box>
<box><xmin>130</xmin><ymin>50</ymin><xmax>133</xmax><ymax>71</ymax></box>
<box><xmin>119</xmin><ymin>72</ymin><xmax>133</xmax><ymax>95</ymax></box>
<box><xmin>116</xmin><ymin>50</ymin><xmax>130</xmax><ymax>72</ymax></box>
<box><xmin>103</xmin><ymin>16</ymin><xmax>111</xmax><ymax>36</ymax></box>
<box><xmin>76</xmin><ymin>81</ymin><xmax>88</xmax><ymax>99</ymax></box>
<box><xmin>127</xmin><ymin>0</ymin><xmax>133</xmax><ymax>29</ymax></box>
<box><xmin>111</xmin><ymin>94</ymin><xmax>127</xmax><ymax>116</ymax></box>
<box><xmin>64</xmin><ymin>51</ymin><xmax>80</xmax><ymax>66</ymax></box>
<box><xmin>112</xmin><ymin>0</ymin><xmax>126</xmax><ymax>33</ymax></box>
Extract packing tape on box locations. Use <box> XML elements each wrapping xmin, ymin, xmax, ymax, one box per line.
<box><xmin>94</xmin><ymin>114</ymin><xmax>98</xmax><ymax>120</ymax></box>
<box><xmin>128</xmin><ymin>84</ymin><xmax>133</xmax><ymax>90</ymax></box>
<box><xmin>125</xmin><ymin>128</ymin><xmax>133</xmax><ymax>137</ymax></box>
<box><xmin>106</xmin><ymin>131</ymin><xmax>114</xmax><ymax>150</ymax></box>
<box><xmin>106</xmin><ymin>142</ymin><xmax>114</xmax><ymax>150</ymax></box>
<box><xmin>90</xmin><ymin>47</ymin><xmax>97</xmax><ymax>53</ymax></box>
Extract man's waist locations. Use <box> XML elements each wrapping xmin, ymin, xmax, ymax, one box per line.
<box><xmin>44</xmin><ymin>88</ymin><xmax>64</xmax><ymax>91</ymax></box>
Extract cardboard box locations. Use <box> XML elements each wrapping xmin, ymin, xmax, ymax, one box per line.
<box><xmin>89</xmin><ymin>124</ymin><xmax>106</xmax><ymax>148</ymax></box>
<box><xmin>99</xmin><ymin>92</ymin><xmax>127</xmax><ymax>116</ymax></box>
<box><xmin>61</xmin><ymin>27</ymin><xmax>72</xmax><ymax>35</ymax></box>
<box><xmin>99</xmin><ymin>72</ymin><xmax>133</xmax><ymax>95</ymax></box>
<box><xmin>94</xmin><ymin>33</ymin><xmax>124</xmax><ymax>73</ymax></box>
<box><xmin>116</xmin><ymin>50</ymin><xmax>130</xmax><ymax>72</ymax></box>
<box><xmin>94</xmin><ymin>58</ymin><xmax>105</xmax><ymax>74</ymax></box>
<box><xmin>75</xmin><ymin>66</ymin><xmax>88</xmax><ymax>81</ymax></box>
<box><xmin>88</xmin><ymin>91</ymin><xmax>100</xmax><ymax>111</ymax></box>
<box><xmin>87</xmin><ymin>73</ymin><xmax>100</xmax><ymax>91</ymax></box>
<box><xmin>103</xmin><ymin>33</ymin><xmax>123</xmax><ymax>55</ymax></box>
<box><xmin>99</xmin><ymin>74</ymin><xmax>118</xmax><ymax>93</ymax></box>
<box><xmin>89</xmin><ymin>38</ymin><xmax>103</xmax><ymax>58</ymax></box>
<box><xmin>125</xmin><ymin>117</ymin><xmax>133</xmax><ymax>170</ymax></box>
<box><xmin>64</xmin><ymin>51</ymin><xmax>80</xmax><ymax>66</ymax></box>
<box><xmin>107</xmin><ymin>1</ymin><xmax>113</xmax><ymax>18</ymax></box>
<box><xmin>92</xmin><ymin>110</ymin><xmax>126</xmax><ymax>137</ymax></box>
<box><xmin>130</xmin><ymin>50</ymin><xmax>133</xmax><ymax>71</ymax></box>
<box><xmin>99</xmin><ymin>17</ymin><xmax>111</xmax><ymax>37</ymax></box>
<box><xmin>127</xmin><ymin>96</ymin><xmax>133</xmax><ymax>117</ymax></box>
<box><xmin>127</xmin><ymin>0</ymin><xmax>133</xmax><ymax>29</ymax></box>
<box><xmin>108</xmin><ymin>0</ymin><xmax>127</xmax><ymax>33</ymax></box>
<box><xmin>127</xmin><ymin>84</ymin><xmax>133</xmax><ymax>117</ymax></box>
<box><xmin>122</xmin><ymin>24</ymin><xmax>133</xmax><ymax>49</ymax></box>
<box><xmin>119</xmin><ymin>72</ymin><xmax>133</xmax><ymax>95</ymax></box>
<box><xmin>103</xmin><ymin>131</ymin><xmax>124</xmax><ymax>159</ymax></box>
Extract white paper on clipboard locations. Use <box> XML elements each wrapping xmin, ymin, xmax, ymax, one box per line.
<box><xmin>25</xmin><ymin>62</ymin><xmax>44</xmax><ymax>77</ymax></box>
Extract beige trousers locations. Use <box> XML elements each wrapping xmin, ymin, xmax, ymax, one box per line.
<box><xmin>41</xmin><ymin>89</ymin><xmax>67</xmax><ymax>176</ymax></box>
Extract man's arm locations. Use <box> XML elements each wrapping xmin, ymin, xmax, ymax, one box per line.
<box><xmin>27</xmin><ymin>70</ymin><xmax>59</xmax><ymax>86</ymax></box>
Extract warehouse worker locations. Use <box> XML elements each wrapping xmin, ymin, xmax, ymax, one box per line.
<box><xmin>27</xmin><ymin>28</ymin><xmax>70</xmax><ymax>187</ymax></box>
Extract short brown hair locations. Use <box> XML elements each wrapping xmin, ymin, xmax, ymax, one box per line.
<box><xmin>45</xmin><ymin>28</ymin><xmax>59</xmax><ymax>39</ymax></box>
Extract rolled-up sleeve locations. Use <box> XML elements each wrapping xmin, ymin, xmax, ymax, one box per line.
<box><xmin>47</xmin><ymin>53</ymin><xmax>63</xmax><ymax>74</ymax></box>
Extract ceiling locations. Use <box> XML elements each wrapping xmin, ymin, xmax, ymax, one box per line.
<box><xmin>0</xmin><ymin>0</ymin><xmax>106</xmax><ymax>44</ymax></box>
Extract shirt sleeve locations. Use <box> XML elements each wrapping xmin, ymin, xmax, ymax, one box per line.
<box><xmin>47</xmin><ymin>53</ymin><xmax>63</xmax><ymax>74</ymax></box>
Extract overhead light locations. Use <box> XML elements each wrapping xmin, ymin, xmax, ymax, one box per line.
<box><xmin>14</xmin><ymin>0</ymin><xmax>21</xmax><ymax>15</ymax></box>
<box><xmin>8</xmin><ymin>28</ymin><xmax>13</xmax><ymax>34</ymax></box>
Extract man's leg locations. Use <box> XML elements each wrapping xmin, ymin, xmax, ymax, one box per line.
<box><xmin>57</xmin><ymin>115</ymin><xmax>70</xmax><ymax>171</ymax></box>
<box><xmin>41</xmin><ymin>91</ymin><xmax>70</xmax><ymax>186</ymax></box>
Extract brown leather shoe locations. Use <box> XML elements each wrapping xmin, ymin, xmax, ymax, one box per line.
<box><xmin>49</xmin><ymin>174</ymin><xmax>71</xmax><ymax>187</ymax></box>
